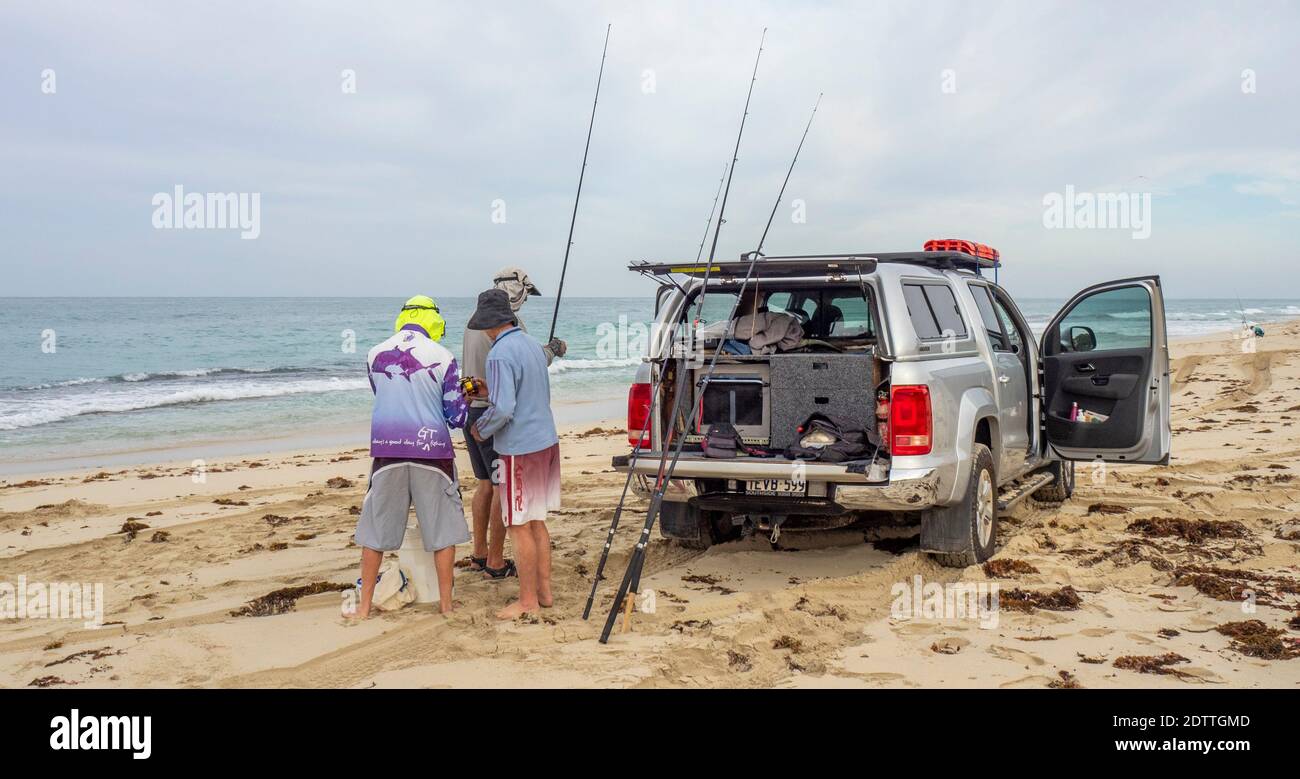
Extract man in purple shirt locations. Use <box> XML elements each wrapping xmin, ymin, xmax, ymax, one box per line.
<box><xmin>350</xmin><ymin>296</ymin><xmax>469</xmax><ymax>618</ymax></box>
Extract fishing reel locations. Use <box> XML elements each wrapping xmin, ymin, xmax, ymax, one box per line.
<box><xmin>458</xmin><ymin>376</ymin><xmax>486</xmax><ymax>398</ymax></box>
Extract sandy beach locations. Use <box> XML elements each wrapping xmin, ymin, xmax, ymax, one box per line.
<box><xmin>3</xmin><ymin>322</ymin><xmax>1299</xmax><ymax>689</ymax></box>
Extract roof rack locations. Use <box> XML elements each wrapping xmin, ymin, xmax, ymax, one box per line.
<box><xmin>758</xmin><ymin>251</ymin><xmax>998</xmax><ymax>272</ymax></box>
<box><xmin>628</xmin><ymin>250</ymin><xmax>997</xmax><ymax>281</ymax></box>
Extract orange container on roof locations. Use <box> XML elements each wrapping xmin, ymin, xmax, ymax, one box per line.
<box><xmin>923</xmin><ymin>239</ymin><xmax>1000</xmax><ymax>262</ymax></box>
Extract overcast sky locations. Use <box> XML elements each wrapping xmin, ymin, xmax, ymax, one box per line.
<box><xmin>2</xmin><ymin>0</ymin><xmax>1297</xmax><ymax>299</ymax></box>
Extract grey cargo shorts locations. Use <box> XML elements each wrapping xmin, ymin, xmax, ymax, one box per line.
<box><xmin>354</xmin><ymin>459</ymin><xmax>470</xmax><ymax>553</ymax></box>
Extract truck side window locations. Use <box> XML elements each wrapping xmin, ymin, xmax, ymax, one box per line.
<box><xmin>970</xmin><ymin>286</ymin><xmax>1009</xmax><ymax>351</ymax></box>
<box><xmin>991</xmin><ymin>295</ymin><xmax>1025</xmax><ymax>354</ymax></box>
<box><xmin>825</xmin><ymin>292</ymin><xmax>873</xmax><ymax>338</ymax></box>
<box><xmin>902</xmin><ymin>283</ymin><xmax>967</xmax><ymax>341</ymax></box>
<box><xmin>766</xmin><ymin>291</ymin><xmax>793</xmax><ymax>313</ymax></box>
<box><xmin>902</xmin><ymin>284</ymin><xmax>941</xmax><ymax>339</ymax></box>
<box><xmin>1056</xmin><ymin>285</ymin><xmax>1152</xmax><ymax>352</ymax></box>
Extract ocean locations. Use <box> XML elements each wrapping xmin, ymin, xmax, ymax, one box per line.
<box><xmin>2</xmin><ymin>296</ymin><xmax>1297</xmax><ymax>474</ymax></box>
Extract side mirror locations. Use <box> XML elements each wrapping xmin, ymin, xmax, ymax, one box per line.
<box><xmin>1068</xmin><ymin>325</ymin><xmax>1097</xmax><ymax>352</ymax></box>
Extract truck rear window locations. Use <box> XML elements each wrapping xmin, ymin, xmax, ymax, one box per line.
<box><xmin>694</xmin><ymin>286</ymin><xmax>876</xmax><ymax>341</ymax></box>
<box><xmin>902</xmin><ymin>283</ymin><xmax>967</xmax><ymax>340</ymax></box>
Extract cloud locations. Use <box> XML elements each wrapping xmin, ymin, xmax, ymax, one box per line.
<box><xmin>1</xmin><ymin>0</ymin><xmax>1297</xmax><ymax>298</ymax></box>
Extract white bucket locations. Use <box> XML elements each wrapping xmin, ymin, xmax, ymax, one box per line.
<box><xmin>397</xmin><ymin>524</ymin><xmax>440</xmax><ymax>604</ymax></box>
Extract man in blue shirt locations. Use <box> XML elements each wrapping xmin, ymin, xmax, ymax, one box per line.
<box><xmin>467</xmin><ymin>289</ymin><xmax>561</xmax><ymax>620</ymax></box>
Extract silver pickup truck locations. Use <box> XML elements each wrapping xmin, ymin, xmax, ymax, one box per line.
<box><xmin>613</xmin><ymin>242</ymin><xmax>1171</xmax><ymax>566</ymax></box>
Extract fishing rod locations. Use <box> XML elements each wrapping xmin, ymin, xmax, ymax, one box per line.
<box><xmin>597</xmin><ymin>29</ymin><xmax>770</xmax><ymax>643</ymax></box>
<box><xmin>611</xmin><ymin>91</ymin><xmax>825</xmax><ymax>618</ymax></box>
<box><xmin>548</xmin><ymin>23</ymin><xmax>611</xmax><ymax>344</ymax></box>
<box><xmin>581</xmin><ymin>159</ymin><xmax>734</xmax><ymax>621</ymax></box>
<box><xmin>748</xmin><ymin>93</ymin><xmax>821</xmax><ymax>259</ymax></box>
<box><xmin>695</xmin><ymin>163</ymin><xmax>729</xmax><ymax>262</ymax></box>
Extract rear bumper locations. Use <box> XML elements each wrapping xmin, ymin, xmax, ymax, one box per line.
<box><xmin>612</xmin><ymin>453</ymin><xmax>940</xmax><ymax>512</ymax></box>
<box><xmin>835</xmin><ymin>467</ymin><xmax>940</xmax><ymax>511</ymax></box>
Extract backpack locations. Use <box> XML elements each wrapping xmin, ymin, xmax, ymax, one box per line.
<box><xmin>703</xmin><ymin>422</ymin><xmax>742</xmax><ymax>458</ymax></box>
<box><xmin>783</xmin><ymin>413</ymin><xmax>876</xmax><ymax>463</ymax></box>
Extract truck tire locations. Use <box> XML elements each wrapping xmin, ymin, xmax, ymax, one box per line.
<box><xmin>928</xmin><ymin>444</ymin><xmax>998</xmax><ymax>568</ymax></box>
<box><xmin>1033</xmin><ymin>460</ymin><xmax>1075</xmax><ymax>503</ymax></box>
<box><xmin>657</xmin><ymin>502</ymin><xmax>732</xmax><ymax>549</ymax></box>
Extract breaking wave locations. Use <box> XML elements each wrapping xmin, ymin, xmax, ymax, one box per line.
<box><xmin>0</xmin><ymin>377</ymin><xmax>368</xmax><ymax>431</ymax></box>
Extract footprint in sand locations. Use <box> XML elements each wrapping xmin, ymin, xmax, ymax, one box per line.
<box><xmin>862</xmin><ymin>671</ymin><xmax>909</xmax><ymax>684</ymax></box>
<box><xmin>988</xmin><ymin>644</ymin><xmax>1047</xmax><ymax>666</ymax></box>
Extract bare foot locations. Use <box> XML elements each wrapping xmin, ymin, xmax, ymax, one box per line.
<box><xmin>496</xmin><ymin>600</ymin><xmax>539</xmax><ymax>620</ymax></box>
<box><xmin>438</xmin><ymin>600</ymin><xmax>455</xmax><ymax>615</ymax></box>
<box><xmin>342</xmin><ymin>607</ymin><xmax>371</xmax><ymax>622</ymax></box>
<box><xmin>538</xmin><ymin>595</ymin><xmax>554</xmax><ymax>608</ymax></box>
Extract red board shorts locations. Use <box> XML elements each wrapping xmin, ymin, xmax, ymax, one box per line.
<box><xmin>497</xmin><ymin>443</ymin><xmax>561</xmax><ymax>527</ymax></box>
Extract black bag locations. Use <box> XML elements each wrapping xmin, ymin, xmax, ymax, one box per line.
<box><xmin>702</xmin><ymin>422</ymin><xmax>741</xmax><ymax>458</ymax></box>
<box><xmin>784</xmin><ymin>413</ymin><xmax>876</xmax><ymax>463</ymax></box>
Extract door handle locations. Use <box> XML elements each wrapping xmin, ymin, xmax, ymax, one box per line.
<box><xmin>997</xmin><ymin>374</ymin><xmax>1010</xmax><ymax>384</ymax></box>
<box><xmin>1076</xmin><ymin>363</ymin><xmax>1096</xmax><ymax>373</ymax></box>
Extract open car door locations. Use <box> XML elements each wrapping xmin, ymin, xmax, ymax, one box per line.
<box><xmin>1039</xmin><ymin>276</ymin><xmax>1170</xmax><ymax>464</ymax></box>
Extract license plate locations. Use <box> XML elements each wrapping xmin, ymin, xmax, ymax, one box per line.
<box><xmin>745</xmin><ymin>479</ymin><xmax>807</xmax><ymax>496</ymax></box>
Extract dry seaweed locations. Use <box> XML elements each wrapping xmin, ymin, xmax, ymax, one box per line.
<box><xmin>263</xmin><ymin>514</ymin><xmax>310</xmax><ymax>528</ymax></box>
<box><xmin>1171</xmin><ymin>564</ymin><xmax>1299</xmax><ymax>605</ymax></box>
<box><xmin>772</xmin><ymin>635</ymin><xmax>804</xmax><ymax>653</ymax></box>
<box><xmin>1087</xmin><ymin>503</ymin><xmax>1130</xmax><ymax>515</ymax></box>
<box><xmin>45</xmin><ymin>647</ymin><xmax>121</xmax><ymax>667</ymax></box>
<box><xmin>1214</xmin><ymin>620</ymin><xmax>1300</xmax><ymax>660</ymax></box>
<box><xmin>669</xmin><ymin>619</ymin><xmax>713</xmax><ymax>633</ymax></box>
<box><xmin>681</xmin><ymin>572</ymin><xmax>735</xmax><ymax>595</ymax></box>
<box><xmin>326</xmin><ymin>477</ymin><xmax>354</xmax><ymax>489</ymax></box>
<box><xmin>229</xmin><ymin>581</ymin><xmax>352</xmax><ymax>617</ymax></box>
<box><xmin>982</xmin><ymin>558</ymin><xmax>1039</xmax><ymax>578</ymax></box>
<box><xmin>1048</xmin><ymin>670</ymin><xmax>1082</xmax><ymax>688</ymax></box>
<box><xmin>117</xmin><ymin>519</ymin><xmax>149</xmax><ymax>541</ymax></box>
<box><xmin>999</xmin><ymin>586</ymin><xmax>1082</xmax><ymax>613</ymax></box>
<box><xmin>794</xmin><ymin>596</ymin><xmax>849</xmax><ymax>621</ymax></box>
<box><xmin>1127</xmin><ymin>516</ymin><xmax>1249</xmax><ymax>543</ymax></box>
<box><xmin>1113</xmin><ymin>652</ymin><xmax>1194</xmax><ymax>678</ymax></box>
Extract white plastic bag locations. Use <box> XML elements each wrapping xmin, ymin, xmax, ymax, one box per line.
<box><xmin>358</xmin><ymin>560</ymin><xmax>415</xmax><ymax>612</ymax></box>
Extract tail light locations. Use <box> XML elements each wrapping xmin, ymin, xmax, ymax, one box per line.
<box><xmin>888</xmin><ymin>385</ymin><xmax>932</xmax><ymax>455</ymax></box>
<box><xmin>627</xmin><ymin>382</ymin><xmax>652</xmax><ymax>448</ymax></box>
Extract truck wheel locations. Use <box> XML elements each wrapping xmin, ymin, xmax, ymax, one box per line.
<box><xmin>1034</xmin><ymin>460</ymin><xmax>1075</xmax><ymax>503</ymax></box>
<box><xmin>657</xmin><ymin>502</ymin><xmax>732</xmax><ymax>549</ymax></box>
<box><xmin>930</xmin><ymin>443</ymin><xmax>998</xmax><ymax>568</ymax></box>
